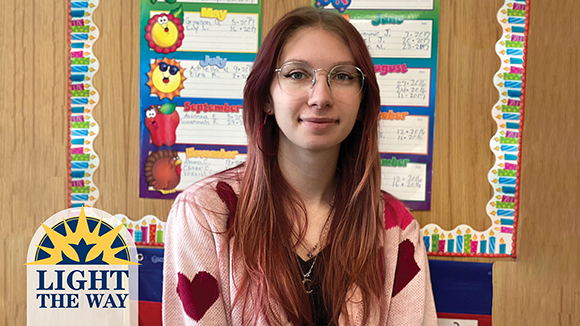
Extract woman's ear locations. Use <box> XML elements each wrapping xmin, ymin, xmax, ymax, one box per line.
<box><xmin>264</xmin><ymin>97</ymin><xmax>274</xmax><ymax>115</ymax></box>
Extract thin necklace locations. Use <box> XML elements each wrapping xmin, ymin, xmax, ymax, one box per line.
<box><xmin>300</xmin><ymin>185</ymin><xmax>335</xmax><ymax>293</ymax></box>
<box><xmin>301</xmin><ymin>254</ymin><xmax>318</xmax><ymax>294</ymax></box>
<box><xmin>304</xmin><ymin>215</ymin><xmax>331</xmax><ymax>259</ymax></box>
<box><xmin>304</xmin><ymin>184</ymin><xmax>336</xmax><ymax>259</ymax></box>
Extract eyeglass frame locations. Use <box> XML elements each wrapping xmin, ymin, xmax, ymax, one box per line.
<box><xmin>274</xmin><ymin>61</ymin><xmax>366</xmax><ymax>96</ymax></box>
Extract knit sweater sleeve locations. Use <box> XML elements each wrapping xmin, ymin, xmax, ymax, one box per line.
<box><xmin>384</xmin><ymin>195</ymin><xmax>438</xmax><ymax>326</ymax></box>
<box><xmin>162</xmin><ymin>181</ymin><xmax>231</xmax><ymax>326</ymax></box>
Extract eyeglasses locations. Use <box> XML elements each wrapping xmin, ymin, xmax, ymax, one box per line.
<box><xmin>275</xmin><ymin>61</ymin><xmax>365</xmax><ymax>98</ymax></box>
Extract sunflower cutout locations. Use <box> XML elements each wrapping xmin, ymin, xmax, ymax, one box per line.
<box><xmin>146</xmin><ymin>57</ymin><xmax>186</xmax><ymax>100</ymax></box>
<box><xmin>145</xmin><ymin>11</ymin><xmax>184</xmax><ymax>54</ymax></box>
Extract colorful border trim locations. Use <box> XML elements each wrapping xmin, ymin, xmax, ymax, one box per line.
<box><xmin>68</xmin><ymin>0</ymin><xmax>100</xmax><ymax>208</ymax></box>
<box><xmin>114</xmin><ymin>214</ymin><xmax>165</xmax><ymax>247</ymax></box>
<box><xmin>422</xmin><ymin>0</ymin><xmax>529</xmax><ymax>257</ymax></box>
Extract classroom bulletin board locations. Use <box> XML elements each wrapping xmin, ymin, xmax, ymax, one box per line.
<box><xmin>66</xmin><ymin>0</ymin><xmax>526</xmax><ymax>259</ymax></box>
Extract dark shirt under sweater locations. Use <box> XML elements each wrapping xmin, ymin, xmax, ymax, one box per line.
<box><xmin>298</xmin><ymin>246</ymin><xmax>334</xmax><ymax>326</ymax></box>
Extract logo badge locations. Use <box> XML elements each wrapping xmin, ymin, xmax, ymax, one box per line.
<box><xmin>26</xmin><ymin>207</ymin><xmax>139</xmax><ymax>326</ymax></box>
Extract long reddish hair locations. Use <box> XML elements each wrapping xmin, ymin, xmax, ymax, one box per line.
<box><xmin>231</xmin><ymin>6</ymin><xmax>384</xmax><ymax>325</ymax></box>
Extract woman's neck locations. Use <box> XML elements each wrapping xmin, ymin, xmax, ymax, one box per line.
<box><xmin>276</xmin><ymin>140</ymin><xmax>341</xmax><ymax>259</ymax></box>
<box><xmin>277</xmin><ymin>146</ymin><xmax>339</xmax><ymax>207</ymax></box>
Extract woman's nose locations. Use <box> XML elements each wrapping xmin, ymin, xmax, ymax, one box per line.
<box><xmin>307</xmin><ymin>72</ymin><xmax>334</xmax><ymax>109</ymax></box>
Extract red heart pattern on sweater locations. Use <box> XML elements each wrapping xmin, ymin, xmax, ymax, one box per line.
<box><xmin>216</xmin><ymin>181</ymin><xmax>237</xmax><ymax>229</ymax></box>
<box><xmin>177</xmin><ymin>271</ymin><xmax>220</xmax><ymax>321</ymax></box>
<box><xmin>392</xmin><ymin>239</ymin><xmax>420</xmax><ymax>297</ymax></box>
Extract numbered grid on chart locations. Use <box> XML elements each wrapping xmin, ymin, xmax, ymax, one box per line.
<box><xmin>381</xmin><ymin>163</ymin><xmax>427</xmax><ymax>201</ymax></box>
<box><xmin>378</xmin><ymin>115</ymin><xmax>429</xmax><ymax>155</ymax></box>
<box><xmin>377</xmin><ymin>68</ymin><xmax>431</xmax><ymax>107</ymax></box>
<box><xmin>350</xmin><ymin>20</ymin><xmax>433</xmax><ymax>59</ymax></box>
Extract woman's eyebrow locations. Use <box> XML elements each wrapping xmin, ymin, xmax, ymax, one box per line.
<box><xmin>280</xmin><ymin>59</ymin><xmax>357</xmax><ymax>67</ymax></box>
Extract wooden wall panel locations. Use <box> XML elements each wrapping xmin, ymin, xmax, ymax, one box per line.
<box><xmin>492</xmin><ymin>0</ymin><xmax>580</xmax><ymax>324</ymax></box>
<box><xmin>0</xmin><ymin>1</ymin><xmax>69</xmax><ymax>324</ymax></box>
<box><xmin>2</xmin><ymin>0</ymin><xmax>580</xmax><ymax>325</ymax></box>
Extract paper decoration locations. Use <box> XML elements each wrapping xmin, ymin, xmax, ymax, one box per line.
<box><xmin>138</xmin><ymin>0</ymin><xmax>260</xmax><ymax>199</ymax></box>
<box><xmin>115</xmin><ymin>214</ymin><xmax>166</xmax><ymax>247</ymax></box>
<box><xmin>68</xmin><ymin>0</ymin><xmax>101</xmax><ymax>208</ymax></box>
<box><xmin>421</xmin><ymin>0</ymin><xmax>528</xmax><ymax>257</ymax></box>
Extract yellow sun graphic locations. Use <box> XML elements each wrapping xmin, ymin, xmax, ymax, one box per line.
<box><xmin>26</xmin><ymin>207</ymin><xmax>138</xmax><ymax>265</ymax></box>
<box><xmin>146</xmin><ymin>57</ymin><xmax>186</xmax><ymax>101</ymax></box>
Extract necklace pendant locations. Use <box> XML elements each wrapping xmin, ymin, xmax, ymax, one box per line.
<box><xmin>302</xmin><ymin>277</ymin><xmax>313</xmax><ymax>294</ymax></box>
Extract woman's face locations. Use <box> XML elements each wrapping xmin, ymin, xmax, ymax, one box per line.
<box><xmin>269</xmin><ymin>27</ymin><xmax>362</xmax><ymax>157</ymax></box>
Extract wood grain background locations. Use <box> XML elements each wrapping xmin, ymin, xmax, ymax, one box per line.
<box><xmin>2</xmin><ymin>0</ymin><xmax>579</xmax><ymax>324</ymax></box>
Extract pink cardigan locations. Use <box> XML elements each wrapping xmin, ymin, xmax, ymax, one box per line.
<box><xmin>162</xmin><ymin>171</ymin><xmax>437</xmax><ymax>325</ymax></box>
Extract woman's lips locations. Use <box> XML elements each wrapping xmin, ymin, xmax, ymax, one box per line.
<box><xmin>300</xmin><ymin>117</ymin><xmax>337</xmax><ymax>129</ymax></box>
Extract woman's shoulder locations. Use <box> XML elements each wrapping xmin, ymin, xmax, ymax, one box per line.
<box><xmin>381</xmin><ymin>191</ymin><xmax>416</xmax><ymax>232</ymax></box>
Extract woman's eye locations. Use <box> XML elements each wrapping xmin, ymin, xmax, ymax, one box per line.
<box><xmin>333</xmin><ymin>72</ymin><xmax>353</xmax><ymax>81</ymax></box>
<box><xmin>284</xmin><ymin>70</ymin><xmax>310</xmax><ymax>81</ymax></box>
<box><xmin>289</xmin><ymin>72</ymin><xmax>304</xmax><ymax>80</ymax></box>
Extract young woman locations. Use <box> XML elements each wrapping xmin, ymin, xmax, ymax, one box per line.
<box><xmin>163</xmin><ymin>6</ymin><xmax>437</xmax><ymax>326</ymax></box>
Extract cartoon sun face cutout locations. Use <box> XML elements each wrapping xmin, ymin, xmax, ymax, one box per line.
<box><xmin>145</xmin><ymin>13</ymin><xmax>184</xmax><ymax>53</ymax></box>
<box><xmin>147</xmin><ymin>58</ymin><xmax>186</xmax><ymax>100</ymax></box>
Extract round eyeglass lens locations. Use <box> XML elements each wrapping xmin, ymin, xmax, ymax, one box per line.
<box><xmin>277</xmin><ymin>62</ymin><xmax>364</xmax><ymax>98</ymax></box>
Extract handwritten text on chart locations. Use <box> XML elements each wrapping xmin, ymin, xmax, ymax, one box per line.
<box><xmin>177</xmin><ymin>152</ymin><xmax>247</xmax><ymax>189</ymax></box>
<box><xmin>376</xmin><ymin>68</ymin><xmax>431</xmax><ymax>107</ymax></box>
<box><xmin>163</xmin><ymin>0</ymin><xmax>258</xmax><ymax>3</ymax></box>
<box><xmin>379</xmin><ymin>115</ymin><xmax>429</xmax><ymax>155</ymax></box>
<box><xmin>175</xmin><ymin>106</ymin><xmax>247</xmax><ymax>145</ymax></box>
<box><xmin>350</xmin><ymin>19</ymin><xmax>433</xmax><ymax>59</ymax></box>
<box><xmin>344</xmin><ymin>0</ymin><xmax>434</xmax><ymax>10</ymax></box>
<box><xmin>177</xmin><ymin>59</ymin><xmax>252</xmax><ymax>99</ymax></box>
<box><xmin>382</xmin><ymin>162</ymin><xmax>427</xmax><ymax>201</ymax></box>
<box><xmin>176</xmin><ymin>12</ymin><xmax>258</xmax><ymax>53</ymax></box>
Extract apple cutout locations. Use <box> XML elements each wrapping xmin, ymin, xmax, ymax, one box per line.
<box><xmin>145</xmin><ymin>103</ymin><xmax>180</xmax><ymax>146</ymax></box>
